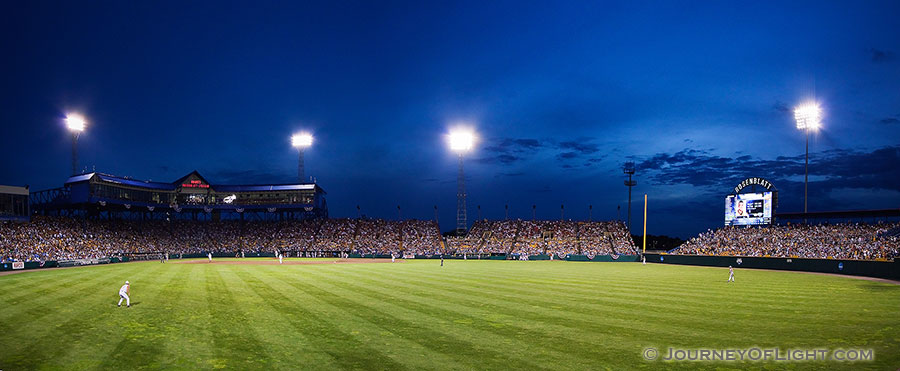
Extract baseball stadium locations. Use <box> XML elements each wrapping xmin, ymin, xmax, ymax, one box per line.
<box><xmin>4</xmin><ymin>2</ymin><xmax>900</xmax><ymax>370</ymax></box>
<box><xmin>2</xmin><ymin>158</ymin><xmax>899</xmax><ymax>370</ymax></box>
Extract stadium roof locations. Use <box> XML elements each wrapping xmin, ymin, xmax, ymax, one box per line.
<box><xmin>0</xmin><ymin>185</ymin><xmax>29</xmax><ymax>195</ymax></box>
<box><xmin>64</xmin><ymin>171</ymin><xmax>324</xmax><ymax>193</ymax></box>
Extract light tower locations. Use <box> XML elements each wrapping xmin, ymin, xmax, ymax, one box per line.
<box><xmin>291</xmin><ymin>132</ymin><xmax>313</xmax><ymax>183</ymax></box>
<box><xmin>65</xmin><ymin>114</ymin><xmax>86</xmax><ymax>175</ymax></box>
<box><xmin>448</xmin><ymin>128</ymin><xmax>475</xmax><ymax>235</ymax></box>
<box><xmin>794</xmin><ymin>102</ymin><xmax>821</xmax><ymax>218</ymax></box>
<box><xmin>624</xmin><ymin>162</ymin><xmax>637</xmax><ymax>232</ymax></box>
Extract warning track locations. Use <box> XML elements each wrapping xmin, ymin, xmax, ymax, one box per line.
<box><xmin>174</xmin><ymin>258</ymin><xmax>400</xmax><ymax>265</ymax></box>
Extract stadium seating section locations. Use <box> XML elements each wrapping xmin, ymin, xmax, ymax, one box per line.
<box><xmin>0</xmin><ymin>217</ymin><xmax>640</xmax><ymax>262</ymax></box>
<box><xmin>672</xmin><ymin>223</ymin><xmax>900</xmax><ymax>260</ymax></box>
<box><xmin>5</xmin><ymin>217</ymin><xmax>896</xmax><ymax>263</ymax></box>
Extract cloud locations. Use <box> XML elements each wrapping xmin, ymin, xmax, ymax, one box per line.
<box><xmin>558</xmin><ymin>140</ymin><xmax>600</xmax><ymax>154</ymax></box>
<box><xmin>479</xmin><ymin>137</ymin><xmax>542</xmax><ymax>165</ymax></box>
<box><xmin>582</xmin><ymin>157</ymin><xmax>604</xmax><ymax>167</ymax></box>
<box><xmin>773</xmin><ymin>101</ymin><xmax>792</xmax><ymax>114</ymax></box>
<box><xmin>635</xmin><ymin>146</ymin><xmax>900</xmax><ymax>196</ymax></box>
<box><xmin>496</xmin><ymin>154</ymin><xmax>522</xmax><ymax>164</ymax></box>
<box><xmin>880</xmin><ymin>117</ymin><xmax>900</xmax><ymax>125</ymax></box>
<box><xmin>870</xmin><ymin>48</ymin><xmax>895</xmax><ymax>63</ymax></box>
<box><xmin>480</xmin><ymin>136</ymin><xmax>605</xmax><ymax>167</ymax></box>
<box><xmin>554</xmin><ymin>138</ymin><xmax>603</xmax><ymax>165</ymax></box>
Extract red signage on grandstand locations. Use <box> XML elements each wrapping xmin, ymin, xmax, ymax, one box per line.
<box><xmin>181</xmin><ymin>180</ymin><xmax>209</xmax><ymax>188</ymax></box>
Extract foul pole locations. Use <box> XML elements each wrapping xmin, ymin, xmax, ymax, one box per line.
<box><xmin>642</xmin><ymin>194</ymin><xmax>648</xmax><ymax>254</ymax></box>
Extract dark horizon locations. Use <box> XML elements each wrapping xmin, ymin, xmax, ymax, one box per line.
<box><xmin>2</xmin><ymin>1</ymin><xmax>899</xmax><ymax>238</ymax></box>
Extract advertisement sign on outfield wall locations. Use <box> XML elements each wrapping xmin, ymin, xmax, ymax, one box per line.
<box><xmin>12</xmin><ymin>262</ymin><xmax>25</xmax><ymax>269</ymax></box>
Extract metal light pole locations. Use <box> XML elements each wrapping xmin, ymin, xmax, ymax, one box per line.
<box><xmin>298</xmin><ymin>149</ymin><xmax>305</xmax><ymax>182</ymax></box>
<box><xmin>71</xmin><ymin>133</ymin><xmax>80</xmax><ymax>175</ymax></box>
<box><xmin>457</xmin><ymin>153</ymin><xmax>467</xmax><ymax>232</ymax></box>
<box><xmin>291</xmin><ymin>133</ymin><xmax>313</xmax><ymax>182</ymax></box>
<box><xmin>65</xmin><ymin>114</ymin><xmax>86</xmax><ymax>175</ymax></box>
<box><xmin>794</xmin><ymin>102</ymin><xmax>821</xmax><ymax>219</ymax></box>
<box><xmin>624</xmin><ymin>162</ymin><xmax>637</xmax><ymax>232</ymax></box>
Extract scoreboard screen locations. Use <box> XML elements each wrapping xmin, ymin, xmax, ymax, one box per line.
<box><xmin>725</xmin><ymin>192</ymin><xmax>772</xmax><ymax>226</ymax></box>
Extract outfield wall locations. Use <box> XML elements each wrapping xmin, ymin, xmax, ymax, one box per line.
<box><xmin>645</xmin><ymin>254</ymin><xmax>900</xmax><ymax>280</ymax></box>
<box><xmin>0</xmin><ymin>253</ymin><xmax>640</xmax><ymax>273</ymax></box>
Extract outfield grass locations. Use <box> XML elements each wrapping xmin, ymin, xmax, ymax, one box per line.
<box><xmin>1</xmin><ymin>259</ymin><xmax>898</xmax><ymax>370</ymax></box>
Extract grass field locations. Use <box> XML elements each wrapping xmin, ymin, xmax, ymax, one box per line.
<box><xmin>1</xmin><ymin>258</ymin><xmax>898</xmax><ymax>370</ymax></box>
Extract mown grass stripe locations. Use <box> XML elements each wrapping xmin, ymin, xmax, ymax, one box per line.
<box><xmin>202</xmin><ymin>265</ymin><xmax>276</xmax><ymax>369</ymax></box>
<box><xmin>237</xmin><ymin>266</ymin><xmax>444</xmax><ymax>370</ymax></box>
<box><xmin>297</xmin><ymin>268</ymin><xmax>557</xmax><ymax>370</ymax></box>
<box><xmin>94</xmin><ymin>261</ymin><xmax>193</xmax><ymax>369</ymax></box>
<box><xmin>346</xmin><ymin>267</ymin><xmax>736</xmax><ymax>346</ymax></box>
<box><xmin>0</xmin><ymin>262</ymin><xmax>168</xmax><ymax>369</ymax></box>
<box><xmin>315</xmin><ymin>266</ymin><xmax>683</xmax><ymax>364</ymax></box>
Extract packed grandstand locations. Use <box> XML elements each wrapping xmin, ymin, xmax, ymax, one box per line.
<box><xmin>3</xmin><ymin>215</ymin><xmax>899</xmax><ymax>263</ymax></box>
<box><xmin>671</xmin><ymin>222</ymin><xmax>900</xmax><ymax>260</ymax></box>
<box><xmin>0</xmin><ymin>216</ymin><xmax>638</xmax><ymax>263</ymax></box>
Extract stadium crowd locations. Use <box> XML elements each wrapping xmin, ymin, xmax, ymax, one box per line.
<box><xmin>673</xmin><ymin>222</ymin><xmax>900</xmax><ymax>260</ymax></box>
<box><xmin>0</xmin><ymin>216</ymin><xmax>445</xmax><ymax>262</ymax></box>
<box><xmin>7</xmin><ymin>216</ymin><xmax>897</xmax><ymax>263</ymax></box>
<box><xmin>444</xmin><ymin>219</ymin><xmax>637</xmax><ymax>257</ymax></box>
<box><xmin>1</xmin><ymin>216</ymin><xmax>641</xmax><ymax>263</ymax></box>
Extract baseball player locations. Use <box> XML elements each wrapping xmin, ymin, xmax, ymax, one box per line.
<box><xmin>208</xmin><ymin>252</ymin><xmax>213</xmax><ymax>263</ymax></box>
<box><xmin>440</xmin><ymin>254</ymin><xmax>444</xmax><ymax>267</ymax></box>
<box><xmin>117</xmin><ymin>281</ymin><xmax>131</xmax><ymax>307</ymax></box>
<box><xmin>278</xmin><ymin>252</ymin><xmax>283</xmax><ymax>264</ymax></box>
<box><xmin>727</xmin><ymin>266</ymin><xmax>735</xmax><ymax>282</ymax></box>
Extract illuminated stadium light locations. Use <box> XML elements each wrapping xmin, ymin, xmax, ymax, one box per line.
<box><xmin>794</xmin><ymin>102</ymin><xmax>821</xmax><ymax>131</ymax></box>
<box><xmin>66</xmin><ymin>114</ymin><xmax>87</xmax><ymax>133</ymax></box>
<box><xmin>291</xmin><ymin>133</ymin><xmax>313</xmax><ymax>148</ymax></box>
<box><xmin>448</xmin><ymin>129</ymin><xmax>475</xmax><ymax>153</ymax></box>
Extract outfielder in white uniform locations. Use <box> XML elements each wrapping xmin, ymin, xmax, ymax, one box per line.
<box><xmin>278</xmin><ymin>252</ymin><xmax>283</xmax><ymax>264</ymax></box>
<box><xmin>208</xmin><ymin>252</ymin><xmax>213</xmax><ymax>262</ymax></box>
<box><xmin>117</xmin><ymin>281</ymin><xmax>131</xmax><ymax>307</ymax></box>
<box><xmin>727</xmin><ymin>266</ymin><xmax>735</xmax><ymax>282</ymax></box>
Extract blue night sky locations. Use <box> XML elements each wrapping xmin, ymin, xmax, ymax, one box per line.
<box><xmin>2</xmin><ymin>1</ymin><xmax>899</xmax><ymax>238</ymax></box>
